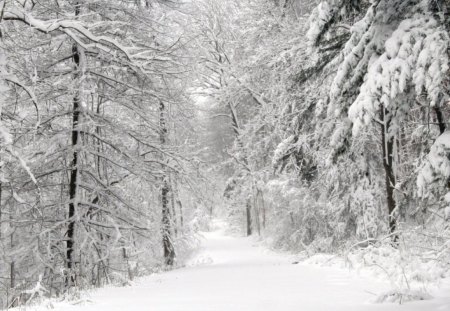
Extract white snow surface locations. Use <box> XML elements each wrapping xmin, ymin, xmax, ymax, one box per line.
<box><xmin>22</xmin><ymin>220</ymin><xmax>450</xmax><ymax>311</ymax></box>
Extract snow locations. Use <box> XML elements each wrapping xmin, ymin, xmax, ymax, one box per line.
<box><xmin>328</xmin><ymin>2</ymin><xmax>377</xmax><ymax>115</ymax></box>
<box><xmin>272</xmin><ymin>135</ymin><xmax>295</xmax><ymax>168</ymax></box>
<box><xmin>306</xmin><ymin>1</ymin><xmax>332</xmax><ymax>46</ymax></box>
<box><xmin>20</xmin><ymin>220</ymin><xmax>450</xmax><ymax>311</ymax></box>
<box><xmin>417</xmin><ymin>131</ymin><xmax>450</xmax><ymax>198</ymax></box>
<box><xmin>4</xmin><ymin>6</ymin><xmax>132</xmax><ymax>61</ymax></box>
<box><xmin>327</xmin><ymin>1</ymin><xmax>449</xmax><ymax>140</ymax></box>
<box><xmin>341</xmin><ymin>12</ymin><xmax>449</xmax><ymax>136</ymax></box>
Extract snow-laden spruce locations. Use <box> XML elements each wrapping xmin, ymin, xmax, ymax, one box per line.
<box><xmin>306</xmin><ymin>0</ymin><xmax>450</xmax><ymax>238</ymax></box>
<box><xmin>349</xmin><ymin>15</ymin><xmax>449</xmax><ymax>136</ymax></box>
<box><xmin>322</xmin><ymin>0</ymin><xmax>449</xmax><ymax>126</ymax></box>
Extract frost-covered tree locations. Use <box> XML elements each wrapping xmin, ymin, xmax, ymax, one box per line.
<box><xmin>205</xmin><ymin>0</ymin><xmax>450</xmax><ymax>256</ymax></box>
<box><xmin>307</xmin><ymin>0</ymin><xmax>450</xmax><ymax>240</ymax></box>
<box><xmin>0</xmin><ymin>0</ymin><xmax>205</xmax><ymax>306</ymax></box>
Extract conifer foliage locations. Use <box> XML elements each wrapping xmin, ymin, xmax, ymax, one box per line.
<box><xmin>194</xmin><ymin>0</ymin><xmax>449</xmax><ymax>289</ymax></box>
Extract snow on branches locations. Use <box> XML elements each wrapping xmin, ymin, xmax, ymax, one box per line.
<box><xmin>306</xmin><ymin>1</ymin><xmax>334</xmax><ymax>46</ymax></box>
<box><xmin>323</xmin><ymin>0</ymin><xmax>450</xmax><ymax>135</ymax></box>
<box><xmin>349</xmin><ymin>14</ymin><xmax>449</xmax><ymax>136</ymax></box>
<box><xmin>417</xmin><ymin>131</ymin><xmax>450</xmax><ymax>197</ymax></box>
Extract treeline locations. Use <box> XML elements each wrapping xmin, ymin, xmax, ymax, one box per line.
<box><xmin>196</xmin><ymin>0</ymin><xmax>449</xmax><ymax>274</ymax></box>
<box><xmin>0</xmin><ymin>0</ymin><xmax>208</xmax><ymax>308</ymax></box>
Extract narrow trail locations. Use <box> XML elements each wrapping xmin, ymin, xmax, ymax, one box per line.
<box><xmin>31</xmin><ymin>220</ymin><xmax>449</xmax><ymax>311</ymax></box>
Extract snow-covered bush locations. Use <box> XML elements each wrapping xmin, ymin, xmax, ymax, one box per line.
<box><xmin>264</xmin><ymin>178</ymin><xmax>330</xmax><ymax>251</ymax></box>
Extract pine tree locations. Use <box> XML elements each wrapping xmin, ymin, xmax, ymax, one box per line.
<box><xmin>308</xmin><ymin>0</ymin><xmax>450</xmax><ymax>241</ymax></box>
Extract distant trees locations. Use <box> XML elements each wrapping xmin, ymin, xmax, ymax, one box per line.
<box><xmin>197</xmin><ymin>0</ymin><xmax>449</xmax><ymax>255</ymax></box>
<box><xmin>191</xmin><ymin>0</ymin><xmax>280</xmax><ymax>235</ymax></box>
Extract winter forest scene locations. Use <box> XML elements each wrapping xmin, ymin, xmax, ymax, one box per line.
<box><xmin>0</xmin><ymin>0</ymin><xmax>450</xmax><ymax>310</ymax></box>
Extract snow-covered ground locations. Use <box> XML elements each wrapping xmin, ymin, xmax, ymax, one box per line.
<box><xmin>22</xmin><ymin>220</ymin><xmax>450</xmax><ymax>311</ymax></box>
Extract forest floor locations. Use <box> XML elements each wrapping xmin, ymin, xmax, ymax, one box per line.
<box><xmin>24</xmin><ymin>219</ymin><xmax>450</xmax><ymax>311</ymax></box>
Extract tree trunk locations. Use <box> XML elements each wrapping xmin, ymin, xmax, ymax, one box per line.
<box><xmin>169</xmin><ymin>177</ymin><xmax>178</xmax><ymax>237</ymax></box>
<box><xmin>67</xmin><ymin>2</ymin><xmax>82</xmax><ymax>287</ymax></box>
<box><xmin>9</xmin><ymin>202</ymin><xmax>16</xmax><ymax>308</ymax></box>
<box><xmin>380</xmin><ymin>108</ymin><xmax>398</xmax><ymax>243</ymax></box>
<box><xmin>161</xmin><ymin>181</ymin><xmax>174</xmax><ymax>265</ymax></box>
<box><xmin>246</xmin><ymin>199</ymin><xmax>252</xmax><ymax>236</ymax></box>
<box><xmin>259</xmin><ymin>189</ymin><xmax>266</xmax><ymax>229</ymax></box>
<box><xmin>122</xmin><ymin>247</ymin><xmax>134</xmax><ymax>281</ymax></box>
<box><xmin>177</xmin><ymin>199</ymin><xmax>184</xmax><ymax>231</ymax></box>
<box><xmin>434</xmin><ymin>107</ymin><xmax>446</xmax><ymax>135</ymax></box>
<box><xmin>160</xmin><ymin>101</ymin><xmax>175</xmax><ymax>266</ymax></box>
<box><xmin>253</xmin><ymin>190</ymin><xmax>261</xmax><ymax>236</ymax></box>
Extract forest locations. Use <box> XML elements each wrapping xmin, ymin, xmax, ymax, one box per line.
<box><xmin>0</xmin><ymin>0</ymin><xmax>449</xmax><ymax>310</ymax></box>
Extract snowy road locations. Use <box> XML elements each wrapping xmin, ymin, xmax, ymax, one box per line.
<box><xmin>30</xmin><ymin>220</ymin><xmax>450</xmax><ymax>311</ymax></box>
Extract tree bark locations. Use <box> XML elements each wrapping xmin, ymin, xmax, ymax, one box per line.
<box><xmin>9</xmin><ymin>200</ymin><xmax>16</xmax><ymax>307</ymax></box>
<box><xmin>170</xmin><ymin>177</ymin><xmax>178</xmax><ymax>237</ymax></box>
<box><xmin>246</xmin><ymin>199</ymin><xmax>252</xmax><ymax>236</ymax></box>
<box><xmin>67</xmin><ymin>2</ymin><xmax>81</xmax><ymax>287</ymax></box>
<box><xmin>177</xmin><ymin>199</ymin><xmax>184</xmax><ymax>230</ymax></box>
<box><xmin>160</xmin><ymin>101</ymin><xmax>175</xmax><ymax>266</ymax></box>
<box><xmin>161</xmin><ymin>181</ymin><xmax>174</xmax><ymax>265</ymax></box>
<box><xmin>380</xmin><ymin>108</ymin><xmax>398</xmax><ymax>243</ymax></box>
<box><xmin>259</xmin><ymin>189</ymin><xmax>266</xmax><ymax>229</ymax></box>
<box><xmin>434</xmin><ymin>107</ymin><xmax>446</xmax><ymax>135</ymax></box>
<box><xmin>253</xmin><ymin>189</ymin><xmax>261</xmax><ymax>236</ymax></box>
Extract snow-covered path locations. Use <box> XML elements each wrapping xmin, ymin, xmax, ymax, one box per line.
<box><xmin>30</xmin><ymin>220</ymin><xmax>450</xmax><ymax>311</ymax></box>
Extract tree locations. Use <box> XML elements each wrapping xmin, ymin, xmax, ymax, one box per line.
<box><xmin>308</xmin><ymin>0</ymin><xmax>450</xmax><ymax>241</ymax></box>
<box><xmin>160</xmin><ymin>100</ymin><xmax>176</xmax><ymax>266</ymax></box>
<box><xmin>0</xmin><ymin>0</ymin><xmax>204</xmax><ymax>305</ymax></box>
